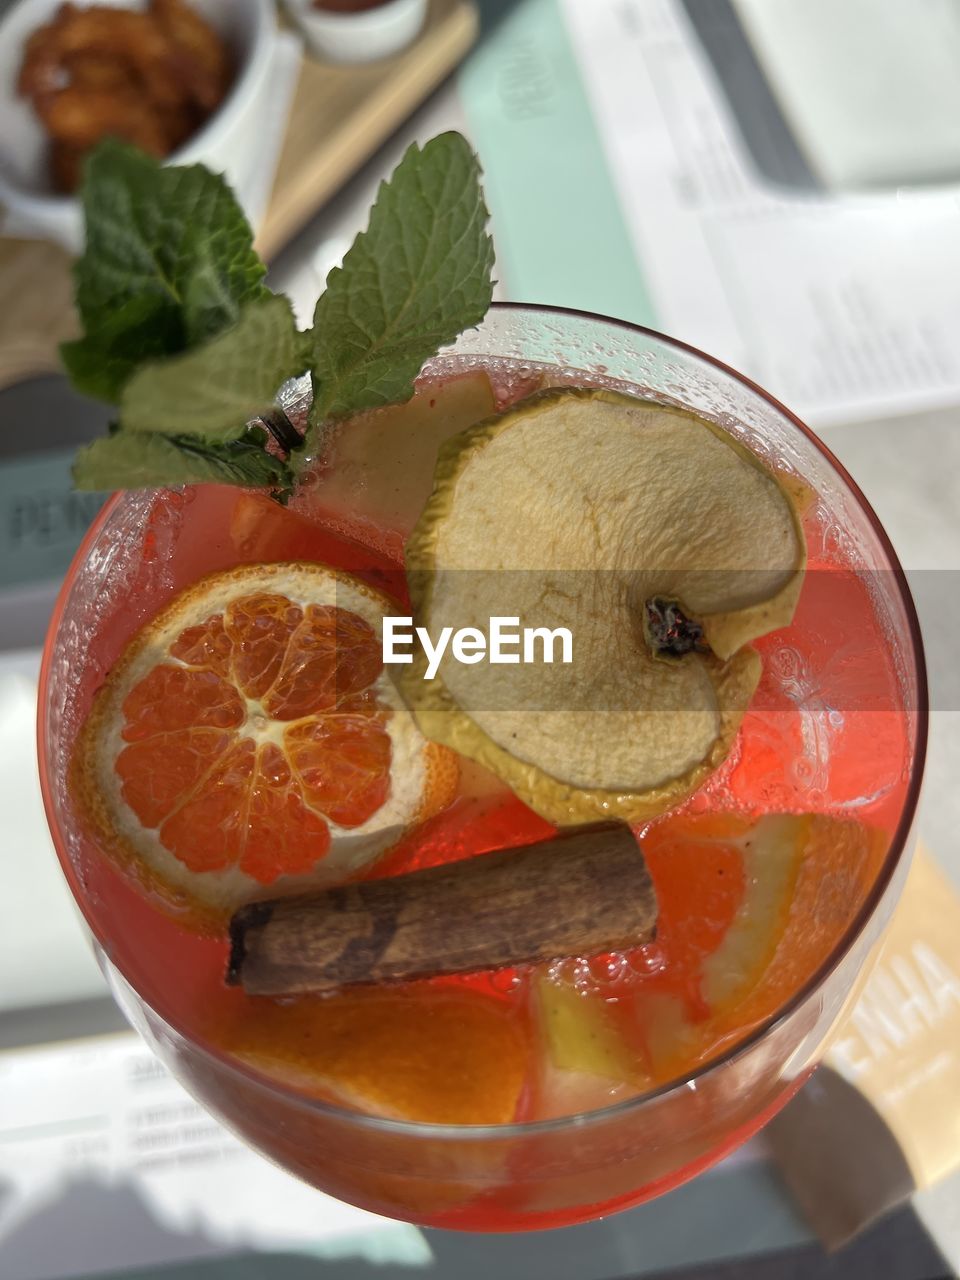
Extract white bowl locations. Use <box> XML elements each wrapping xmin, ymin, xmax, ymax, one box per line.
<box><xmin>284</xmin><ymin>0</ymin><xmax>426</xmax><ymax>64</ymax></box>
<box><xmin>0</xmin><ymin>0</ymin><xmax>278</xmax><ymax>250</ymax></box>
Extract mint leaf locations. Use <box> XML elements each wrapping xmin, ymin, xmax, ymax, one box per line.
<box><xmin>64</xmin><ymin>132</ymin><xmax>496</xmax><ymax>494</ymax></box>
<box><xmin>73</xmin><ymin>427</ymin><xmax>292</xmax><ymax>492</ymax></box>
<box><xmin>120</xmin><ymin>296</ymin><xmax>305</xmax><ymax>441</ymax></box>
<box><xmin>63</xmin><ymin>140</ymin><xmax>268</xmax><ymax>401</ymax></box>
<box><xmin>62</xmin><ymin>294</ymin><xmax>182</xmax><ymax>402</ymax></box>
<box><xmin>305</xmin><ymin>133</ymin><xmax>494</xmax><ymax>438</ymax></box>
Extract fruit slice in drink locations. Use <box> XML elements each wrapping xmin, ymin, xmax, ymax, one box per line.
<box><xmin>402</xmin><ymin>388</ymin><xmax>806</xmax><ymax>824</ymax></box>
<box><xmin>224</xmin><ymin>985</ymin><xmax>530</xmax><ymax>1125</ymax></box>
<box><xmin>298</xmin><ymin>369</ymin><xmax>498</xmax><ymax>558</ymax></box>
<box><xmin>534</xmin><ymin>811</ymin><xmax>887</xmax><ymax>1104</ymax></box>
<box><xmin>72</xmin><ymin>562</ymin><xmax>456</xmax><ymax>924</ymax></box>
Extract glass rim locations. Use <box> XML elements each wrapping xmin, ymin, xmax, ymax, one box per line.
<box><xmin>37</xmin><ymin>301</ymin><xmax>929</xmax><ymax>1142</ymax></box>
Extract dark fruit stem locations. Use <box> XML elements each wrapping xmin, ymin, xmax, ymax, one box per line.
<box><xmin>645</xmin><ymin>597</ymin><xmax>709</xmax><ymax>658</ymax></box>
<box><xmin>259</xmin><ymin>407</ymin><xmax>302</xmax><ymax>456</ymax></box>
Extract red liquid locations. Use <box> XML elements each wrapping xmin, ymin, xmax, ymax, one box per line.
<box><xmin>45</xmin><ymin>363</ymin><xmax>913</xmax><ymax>1228</ymax></box>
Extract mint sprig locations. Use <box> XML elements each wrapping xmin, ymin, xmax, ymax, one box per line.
<box><xmin>119</xmin><ymin>295</ymin><xmax>305</xmax><ymax>439</ymax></box>
<box><xmin>66</xmin><ymin>133</ymin><xmax>494</xmax><ymax>494</ymax></box>
<box><xmin>63</xmin><ymin>141</ymin><xmax>269</xmax><ymax>402</ymax></box>
<box><xmin>73</xmin><ymin>428</ymin><xmax>293</xmax><ymax>491</ymax></box>
<box><xmin>306</xmin><ymin>135</ymin><xmax>495</xmax><ymax>437</ymax></box>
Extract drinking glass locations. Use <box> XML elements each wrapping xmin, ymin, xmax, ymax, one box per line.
<box><xmin>38</xmin><ymin>304</ymin><xmax>927</xmax><ymax>1230</ymax></box>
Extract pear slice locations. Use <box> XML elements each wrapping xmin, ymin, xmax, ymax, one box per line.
<box><xmin>303</xmin><ymin>370</ymin><xmax>497</xmax><ymax>541</ymax></box>
<box><xmin>536</xmin><ymin>972</ymin><xmax>650</xmax><ymax>1087</ymax></box>
<box><xmin>402</xmin><ymin>388</ymin><xmax>805</xmax><ymax>824</ymax></box>
<box><xmin>534</xmin><ymin>972</ymin><xmax>652</xmax><ymax>1117</ymax></box>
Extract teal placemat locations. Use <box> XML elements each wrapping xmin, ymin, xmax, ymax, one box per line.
<box><xmin>0</xmin><ymin>448</ymin><xmax>105</xmax><ymax>591</ymax></box>
<box><xmin>458</xmin><ymin>0</ymin><xmax>656</xmax><ymax>326</ymax></box>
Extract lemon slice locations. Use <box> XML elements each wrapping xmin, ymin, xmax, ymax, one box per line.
<box><xmin>73</xmin><ymin>562</ymin><xmax>457</xmax><ymax>925</ymax></box>
<box><xmin>701</xmin><ymin>814</ymin><xmax>805</xmax><ymax>1009</ymax></box>
<box><xmin>402</xmin><ymin>388</ymin><xmax>805</xmax><ymax>824</ymax></box>
<box><xmin>708</xmin><ymin>813</ymin><xmax>887</xmax><ymax>1033</ymax></box>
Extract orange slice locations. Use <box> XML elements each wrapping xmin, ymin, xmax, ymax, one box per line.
<box><xmin>639</xmin><ymin>811</ymin><xmax>887</xmax><ymax>1062</ymax></box>
<box><xmin>225</xmin><ymin>986</ymin><xmax>529</xmax><ymax>1125</ymax></box>
<box><xmin>73</xmin><ymin>562</ymin><xmax>457</xmax><ymax>924</ymax></box>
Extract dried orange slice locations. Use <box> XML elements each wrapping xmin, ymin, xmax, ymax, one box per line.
<box><xmin>73</xmin><ymin>562</ymin><xmax>457</xmax><ymax>924</ymax></box>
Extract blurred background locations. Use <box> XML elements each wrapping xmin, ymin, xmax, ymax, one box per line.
<box><xmin>1</xmin><ymin>1</ymin><xmax>959</xmax><ymax>1277</ymax></box>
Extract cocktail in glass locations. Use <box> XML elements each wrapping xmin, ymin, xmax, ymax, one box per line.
<box><xmin>38</xmin><ymin>304</ymin><xmax>926</xmax><ymax>1230</ymax></box>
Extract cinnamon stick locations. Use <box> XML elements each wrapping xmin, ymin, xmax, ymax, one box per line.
<box><xmin>227</xmin><ymin>822</ymin><xmax>658</xmax><ymax>997</ymax></box>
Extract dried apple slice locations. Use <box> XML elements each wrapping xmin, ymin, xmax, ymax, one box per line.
<box><xmin>402</xmin><ymin>388</ymin><xmax>805</xmax><ymax>824</ymax></box>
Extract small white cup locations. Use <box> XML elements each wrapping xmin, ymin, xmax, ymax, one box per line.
<box><xmin>285</xmin><ymin>0</ymin><xmax>427</xmax><ymax>64</ymax></box>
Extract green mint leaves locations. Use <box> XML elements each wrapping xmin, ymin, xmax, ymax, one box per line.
<box><xmin>67</xmin><ymin>133</ymin><xmax>494</xmax><ymax>494</ymax></box>
<box><xmin>63</xmin><ymin>141</ymin><xmax>269</xmax><ymax>402</ymax></box>
<box><xmin>307</xmin><ymin>135</ymin><xmax>495</xmax><ymax>430</ymax></box>
<box><xmin>73</xmin><ymin>428</ymin><xmax>292</xmax><ymax>491</ymax></box>
<box><xmin>120</xmin><ymin>296</ymin><xmax>304</xmax><ymax>440</ymax></box>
